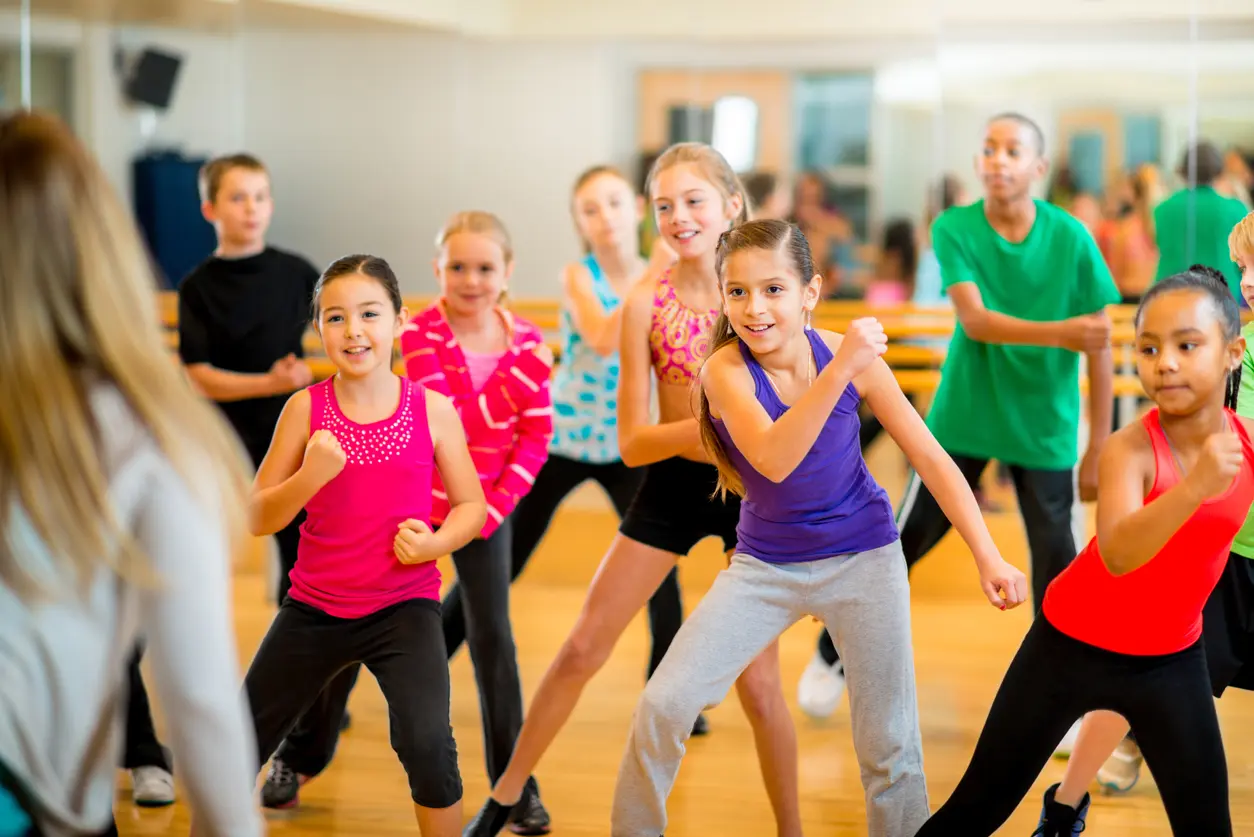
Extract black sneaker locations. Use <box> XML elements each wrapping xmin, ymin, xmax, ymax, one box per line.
<box><xmin>508</xmin><ymin>777</ymin><xmax>551</xmax><ymax>835</ymax></box>
<box><xmin>260</xmin><ymin>758</ymin><xmax>302</xmax><ymax>809</ymax></box>
<box><xmin>1033</xmin><ymin>782</ymin><xmax>1089</xmax><ymax>836</ymax></box>
<box><xmin>691</xmin><ymin>713</ymin><xmax>709</xmax><ymax>737</ymax></box>
<box><xmin>462</xmin><ymin>797</ymin><xmax>515</xmax><ymax>837</ymax></box>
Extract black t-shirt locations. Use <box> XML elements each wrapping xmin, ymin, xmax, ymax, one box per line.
<box><xmin>177</xmin><ymin>247</ymin><xmax>319</xmax><ymax>452</ymax></box>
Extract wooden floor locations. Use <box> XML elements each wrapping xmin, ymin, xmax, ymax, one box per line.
<box><xmin>115</xmin><ymin>441</ymin><xmax>1254</xmax><ymax>836</ymax></box>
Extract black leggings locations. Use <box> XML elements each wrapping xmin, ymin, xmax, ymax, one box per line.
<box><xmin>819</xmin><ymin>455</ymin><xmax>1076</xmax><ymax>665</ymax></box>
<box><xmin>243</xmin><ymin>598</ymin><xmax>462</xmax><ymax>808</ymax></box>
<box><xmin>274</xmin><ymin>520</ymin><xmax>527</xmax><ymax>787</ymax></box>
<box><xmin>915</xmin><ymin>618</ymin><xmax>1230</xmax><ymax>837</ymax></box>
<box><xmin>120</xmin><ymin>645</ymin><xmax>170</xmax><ymax>772</ymax></box>
<box><xmin>442</xmin><ymin>453</ymin><xmax>685</xmax><ymax>679</ymax></box>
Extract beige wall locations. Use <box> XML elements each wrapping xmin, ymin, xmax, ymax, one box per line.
<box><xmin>637</xmin><ymin>70</ymin><xmax>792</xmax><ymax>175</ymax></box>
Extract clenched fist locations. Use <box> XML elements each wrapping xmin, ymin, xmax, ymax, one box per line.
<box><xmin>302</xmin><ymin>429</ymin><xmax>347</xmax><ymax>486</ymax></box>
<box><xmin>833</xmin><ymin>317</ymin><xmax>888</xmax><ymax>378</ymax></box>
<box><xmin>394</xmin><ymin>518</ymin><xmax>443</xmax><ymax>565</ymax></box>
<box><xmin>1185</xmin><ymin>431</ymin><xmax>1245</xmax><ymax>502</ymax></box>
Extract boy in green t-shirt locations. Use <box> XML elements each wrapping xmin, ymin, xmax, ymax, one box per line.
<box><xmin>799</xmin><ymin>113</ymin><xmax>1121</xmax><ymax>719</ymax></box>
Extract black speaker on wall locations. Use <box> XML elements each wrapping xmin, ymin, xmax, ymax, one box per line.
<box><xmin>125</xmin><ymin>48</ymin><xmax>183</xmax><ymax>110</ymax></box>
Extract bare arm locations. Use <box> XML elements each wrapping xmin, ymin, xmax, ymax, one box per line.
<box><xmin>247</xmin><ymin>390</ymin><xmax>325</xmax><ymax>535</ymax></box>
<box><xmin>186</xmin><ymin>362</ymin><xmax>293</xmax><ymax>402</ymax></box>
<box><xmin>701</xmin><ymin>341</ymin><xmax>855</xmax><ymax>483</ymax></box>
<box><xmin>858</xmin><ymin>357</ymin><xmax>1027</xmax><ymax>607</ymax></box>
<box><xmin>427</xmin><ymin>391</ymin><xmax>487</xmax><ymax>553</ymax></box>
<box><xmin>563</xmin><ymin>263</ymin><xmax>625</xmax><ymax>357</ymax></box>
<box><xmin>947</xmin><ymin>282</ymin><xmax>1074</xmax><ymax>347</ymax></box>
<box><xmin>616</xmin><ymin>280</ymin><xmax>701</xmax><ymax>467</ymax></box>
<box><xmin>1086</xmin><ymin>346</ymin><xmax>1114</xmax><ymax>445</ymax></box>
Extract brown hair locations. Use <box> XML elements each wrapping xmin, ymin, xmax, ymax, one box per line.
<box><xmin>1230</xmin><ymin>210</ymin><xmax>1254</xmax><ymax>265</ymax></box>
<box><xmin>311</xmin><ymin>254</ymin><xmax>404</xmax><ymax>323</ymax></box>
<box><xmin>435</xmin><ymin>210</ymin><xmax>514</xmax><ymax>264</ymax></box>
<box><xmin>698</xmin><ymin>219</ymin><xmax>818</xmax><ymax>498</ymax></box>
<box><xmin>570</xmin><ymin>165</ymin><xmax>636</xmax><ymax>253</ymax></box>
<box><xmin>646</xmin><ymin>142</ymin><xmax>750</xmax><ymax>227</ymax></box>
<box><xmin>198</xmin><ymin>153</ymin><xmax>267</xmax><ymax>204</ymax></box>
<box><xmin>0</xmin><ymin>110</ymin><xmax>251</xmax><ymax>601</ymax></box>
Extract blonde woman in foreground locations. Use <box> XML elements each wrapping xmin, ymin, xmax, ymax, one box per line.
<box><xmin>0</xmin><ymin>110</ymin><xmax>262</xmax><ymax>837</ymax></box>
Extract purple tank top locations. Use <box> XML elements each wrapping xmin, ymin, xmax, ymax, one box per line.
<box><xmin>289</xmin><ymin>376</ymin><xmax>441</xmax><ymax>618</ymax></box>
<box><xmin>712</xmin><ymin>329</ymin><xmax>899</xmax><ymax>564</ymax></box>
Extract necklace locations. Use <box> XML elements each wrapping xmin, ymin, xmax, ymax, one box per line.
<box><xmin>763</xmin><ymin>349</ymin><xmax>814</xmax><ymax>401</ymax></box>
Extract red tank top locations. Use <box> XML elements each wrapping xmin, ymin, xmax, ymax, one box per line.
<box><xmin>1043</xmin><ymin>407</ymin><xmax>1254</xmax><ymax>656</ymax></box>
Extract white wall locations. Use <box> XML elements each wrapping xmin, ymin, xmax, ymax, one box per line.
<box><xmin>240</xmin><ymin>31</ymin><xmax>624</xmax><ymax>295</ymax></box>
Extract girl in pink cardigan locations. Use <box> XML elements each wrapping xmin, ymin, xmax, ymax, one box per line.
<box><xmin>400</xmin><ymin>210</ymin><xmax>555</xmax><ymax>833</ymax></box>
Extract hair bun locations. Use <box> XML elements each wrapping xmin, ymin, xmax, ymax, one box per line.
<box><xmin>1189</xmin><ymin>263</ymin><xmax>1228</xmax><ymax>286</ymax></box>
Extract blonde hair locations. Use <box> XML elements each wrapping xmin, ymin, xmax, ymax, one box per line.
<box><xmin>198</xmin><ymin>152</ymin><xmax>267</xmax><ymax>204</ymax></box>
<box><xmin>0</xmin><ymin>110</ymin><xmax>251</xmax><ymax>601</ymax></box>
<box><xmin>435</xmin><ymin>210</ymin><xmax>514</xmax><ymax>264</ymax></box>
<box><xmin>646</xmin><ymin>142</ymin><xmax>750</xmax><ymax>227</ymax></box>
<box><xmin>1230</xmin><ymin>210</ymin><xmax>1254</xmax><ymax>264</ymax></box>
<box><xmin>698</xmin><ymin>220</ymin><xmax>815</xmax><ymax>499</ymax></box>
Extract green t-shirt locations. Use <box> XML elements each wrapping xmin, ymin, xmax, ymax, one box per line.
<box><xmin>1153</xmin><ymin>186</ymin><xmax>1249</xmax><ymax>298</ymax></box>
<box><xmin>1231</xmin><ymin>322</ymin><xmax>1254</xmax><ymax>559</ymax></box>
<box><xmin>925</xmin><ymin>200</ymin><xmax>1121</xmax><ymax>471</ymax></box>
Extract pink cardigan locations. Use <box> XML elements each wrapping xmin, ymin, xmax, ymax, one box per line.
<box><xmin>400</xmin><ymin>302</ymin><xmax>553</xmax><ymax>538</ymax></box>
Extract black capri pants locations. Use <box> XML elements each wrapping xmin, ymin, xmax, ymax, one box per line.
<box><xmin>242</xmin><ymin>597</ymin><xmax>461</xmax><ymax>809</ymax></box>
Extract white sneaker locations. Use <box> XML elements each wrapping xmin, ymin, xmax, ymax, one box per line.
<box><xmin>131</xmin><ymin>766</ymin><xmax>175</xmax><ymax>807</ymax></box>
<box><xmin>1097</xmin><ymin>736</ymin><xmax>1143</xmax><ymax>795</ymax></box>
<box><xmin>1052</xmin><ymin>719</ymin><xmax>1082</xmax><ymax>759</ymax></box>
<box><xmin>797</xmin><ymin>651</ymin><xmax>845</xmax><ymax>719</ymax></box>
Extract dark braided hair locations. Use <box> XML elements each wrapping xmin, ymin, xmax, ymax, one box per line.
<box><xmin>1135</xmin><ymin>263</ymin><xmax>1242</xmax><ymax>410</ymax></box>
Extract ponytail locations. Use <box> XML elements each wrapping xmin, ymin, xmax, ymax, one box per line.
<box><xmin>1227</xmin><ymin>365</ymin><xmax>1243</xmax><ymax>412</ymax></box>
<box><xmin>697</xmin><ymin>312</ymin><xmax>746</xmax><ymax>499</ymax></box>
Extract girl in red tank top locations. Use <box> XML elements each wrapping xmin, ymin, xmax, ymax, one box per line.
<box><xmin>914</xmin><ymin>266</ymin><xmax>1253</xmax><ymax>837</ymax></box>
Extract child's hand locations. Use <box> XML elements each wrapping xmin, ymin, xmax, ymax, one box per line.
<box><xmin>1186</xmin><ymin>431</ymin><xmax>1244</xmax><ymax>502</ymax></box>
<box><xmin>394</xmin><ymin>519</ymin><xmax>443</xmax><ymax>565</ymax></box>
<box><xmin>302</xmin><ymin>429</ymin><xmax>347</xmax><ymax>486</ymax></box>
<box><xmin>1061</xmin><ymin>312</ymin><xmax>1112</xmax><ymax>353</ymax></box>
<box><xmin>833</xmin><ymin>318</ymin><xmax>888</xmax><ymax>379</ymax></box>
<box><xmin>270</xmin><ymin>354</ymin><xmax>313</xmax><ymax>391</ymax></box>
<box><xmin>978</xmin><ymin>558</ymin><xmax>1028</xmax><ymax>610</ymax></box>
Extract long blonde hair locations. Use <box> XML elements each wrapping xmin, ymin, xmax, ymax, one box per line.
<box><xmin>698</xmin><ymin>220</ymin><xmax>816</xmax><ymax>499</ymax></box>
<box><xmin>0</xmin><ymin>110</ymin><xmax>251</xmax><ymax>601</ymax></box>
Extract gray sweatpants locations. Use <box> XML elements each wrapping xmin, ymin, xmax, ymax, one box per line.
<box><xmin>611</xmin><ymin>541</ymin><xmax>927</xmax><ymax>837</ymax></box>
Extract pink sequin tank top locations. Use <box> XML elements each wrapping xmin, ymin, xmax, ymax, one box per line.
<box><xmin>288</xmin><ymin>376</ymin><xmax>440</xmax><ymax>618</ymax></box>
<box><xmin>649</xmin><ymin>270</ymin><xmax>719</xmax><ymax>386</ymax></box>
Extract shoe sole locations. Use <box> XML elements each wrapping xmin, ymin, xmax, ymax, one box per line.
<box><xmin>133</xmin><ymin>798</ymin><xmax>174</xmax><ymax>808</ymax></box>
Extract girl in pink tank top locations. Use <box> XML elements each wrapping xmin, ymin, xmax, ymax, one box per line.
<box><xmin>241</xmin><ymin>255</ymin><xmax>486</xmax><ymax>836</ymax></box>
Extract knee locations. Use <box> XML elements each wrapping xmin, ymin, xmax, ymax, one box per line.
<box><xmin>735</xmin><ymin>656</ymin><xmax>785</xmax><ymax>724</ymax></box>
<box><xmin>397</xmin><ymin>722</ymin><xmax>463</xmax><ymax>809</ymax></box>
<box><xmin>555</xmin><ymin>623</ymin><xmax>614</xmax><ymax>681</ymax></box>
<box><xmin>466</xmin><ymin>612</ymin><xmax>518</xmax><ymax>663</ymax></box>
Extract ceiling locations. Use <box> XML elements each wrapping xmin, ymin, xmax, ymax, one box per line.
<box><xmin>3</xmin><ymin>0</ymin><xmax>1253</xmax><ymax>39</ymax></box>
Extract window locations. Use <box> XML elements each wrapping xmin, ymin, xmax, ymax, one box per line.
<box><xmin>711</xmin><ymin>96</ymin><xmax>759</xmax><ymax>173</ymax></box>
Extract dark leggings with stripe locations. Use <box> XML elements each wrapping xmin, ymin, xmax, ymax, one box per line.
<box><xmin>819</xmin><ymin>454</ymin><xmax>1076</xmax><ymax>666</ymax></box>
<box><xmin>914</xmin><ymin>618</ymin><xmax>1230</xmax><ymax>836</ymax></box>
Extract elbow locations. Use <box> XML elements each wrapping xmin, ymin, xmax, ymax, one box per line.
<box><xmin>1096</xmin><ymin>537</ymin><xmax>1130</xmax><ymax>577</ymax></box>
<box><xmin>956</xmin><ymin>311</ymin><xmax>989</xmax><ymax>342</ymax></box>
<box><xmin>620</xmin><ymin>444</ymin><xmax>646</xmax><ymax>469</ymax></box>
<box><xmin>246</xmin><ymin>502</ymin><xmax>277</xmax><ymax>538</ymax></box>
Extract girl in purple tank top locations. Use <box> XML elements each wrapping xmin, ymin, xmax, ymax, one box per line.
<box><xmin>610</xmin><ymin>220</ymin><xmax>1028</xmax><ymax>837</ymax></box>
<box><xmin>240</xmin><ymin>255</ymin><xmax>486</xmax><ymax>837</ymax></box>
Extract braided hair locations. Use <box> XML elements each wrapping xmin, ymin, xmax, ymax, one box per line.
<box><xmin>1135</xmin><ymin>263</ymin><xmax>1242</xmax><ymax>409</ymax></box>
